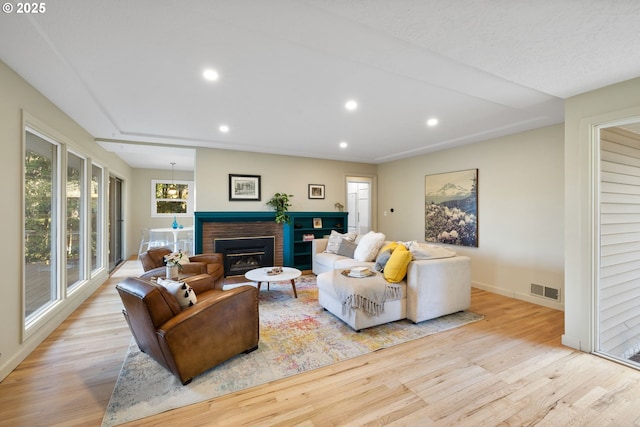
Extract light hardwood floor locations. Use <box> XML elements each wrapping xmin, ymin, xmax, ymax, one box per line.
<box><xmin>2</xmin><ymin>261</ymin><xmax>640</xmax><ymax>426</ymax></box>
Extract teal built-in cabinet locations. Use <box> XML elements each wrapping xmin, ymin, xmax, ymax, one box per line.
<box><xmin>283</xmin><ymin>212</ymin><xmax>348</xmax><ymax>271</ymax></box>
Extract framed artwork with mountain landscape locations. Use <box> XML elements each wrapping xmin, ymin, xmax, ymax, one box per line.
<box><xmin>425</xmin><ymin>169</ymin><xmax>478</xmax><ymax>247</ymax></box>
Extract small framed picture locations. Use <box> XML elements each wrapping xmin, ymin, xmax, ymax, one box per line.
<box><xmin>308</xmin><ymin>184</ymin><xmax>325</xmax><ymax>199</ymax></box>
<box><xmin>229</xmin><ymin>174</ymin><xmax>261</xmax><ymax>201</ymax></box>
<box><xmin>313</xmin><ymin>218</ymin><xmax>323</xmax><ymax>228</ymax></box>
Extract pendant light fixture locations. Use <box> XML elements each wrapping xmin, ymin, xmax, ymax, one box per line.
<box><xmin>168</xmin><ymin>162</ymin><xmax>178</xmax><ymax>196</ymax></box>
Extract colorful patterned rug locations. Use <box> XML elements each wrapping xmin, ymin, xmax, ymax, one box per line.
<box><xmin>102</xmin><ymin>275</ymin><xmax>482</xmax><ymax>426</ymax></box>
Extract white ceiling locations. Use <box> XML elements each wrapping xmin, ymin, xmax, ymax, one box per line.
<box><xmin>2</xmin><ymin>0</ymin><xmax>639</xmax><ymax>171</ymax></box>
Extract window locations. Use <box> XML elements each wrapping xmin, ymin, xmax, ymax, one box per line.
<box><xmin>90</xmin><ymin>163</ymin><xmax>103</xmax><ymax>274</ymax></box>
<box><xmin>24</xmin><ymin>128</ymin><xmax>60</xmax><ymax>323</ymax></box>
<box><xmin>23</xmin><ymin>120</ymin><xmax>103</xmax><ymax>338</ymax></box>
<box><xmin>152</xmin><ymin>179</ymin><xmax>193</xmax><ymax>217</ymax></box>
<box><xmin>66</xmin><ymin>152</ymin><xmax>86</xmax><ymax>290</ymax></box>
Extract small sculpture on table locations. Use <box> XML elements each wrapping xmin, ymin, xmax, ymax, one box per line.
<box><xmin>267</xmin><ymin>267</ymin><xmax>283</xmax><ymax>276</ymax></box>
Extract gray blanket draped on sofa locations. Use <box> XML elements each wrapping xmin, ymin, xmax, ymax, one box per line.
<box><xmin>334</xmin><ymin>270</ymin><xmax>402</xmax><ymax>316</ymax></box>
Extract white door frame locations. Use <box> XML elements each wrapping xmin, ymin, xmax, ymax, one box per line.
<box><xmin>345</xmin><ymin>175</ymin><xmax>376</xmax><ymax>233</ymax></box>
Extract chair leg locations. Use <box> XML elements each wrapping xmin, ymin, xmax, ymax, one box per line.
<box><xmin>138</xmin><ymin>242</ymin><xmax>149</xmax><ymax>259</ymax></box>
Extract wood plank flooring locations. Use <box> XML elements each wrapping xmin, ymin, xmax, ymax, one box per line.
<box><xmin>1</xmin><ymin>260</ymin><xmax>640</xmax><ymax>426</ymax></box>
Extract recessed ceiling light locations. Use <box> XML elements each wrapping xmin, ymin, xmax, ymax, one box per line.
<box><xmin>345</xmin><ymin>100</ymin><xmax>358</xmax><ymax>111</ymax></box>
<box><xmin>219</xmin><ymin>125</ymin><xmax>229</xmax><ymax>133</ymax></box>
<box><xmin>426</xmin><ymin>118</ymin><xmax>439</xmax><ymax>127</ymax></box>
<box><xmin>339</xmin><ymin>141</ymin><xmax>348</xmax><ymax>149</ymax></box>
<box><xmin>203</xmin><ymin>69</ymin><xmax>219</xmax><ymax>81</ymax></box>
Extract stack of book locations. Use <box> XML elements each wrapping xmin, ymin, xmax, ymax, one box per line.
<box><xmin>347</xmin><ymin>267</ymin><xmax>373</xmax><ymax>278</ymax></box>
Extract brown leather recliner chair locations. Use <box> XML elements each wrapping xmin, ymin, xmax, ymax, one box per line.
<box><xmin>139</xmin><ymin>247</ymin><xmax>224</xmax><ymax>289</ymax></box>
<box><xmin>116</xmin><ymin>275</ymin><xmax>259</xmax><ymax>385</ymax></box>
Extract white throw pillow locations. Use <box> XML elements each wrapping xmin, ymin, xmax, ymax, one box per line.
<box><xmin>158</xmin><ymin>278</ymin><xmax>197</xmax><ymax>309</ymax></box>
<box><xmin>324</xmin><ymin>230</ymin><xmax>356</xmax><ymax>254</ymax></box>
<box><xmin>353</xmin><ymin>231</ymin><xmax>386</xmax><ymax>262</ymax></box>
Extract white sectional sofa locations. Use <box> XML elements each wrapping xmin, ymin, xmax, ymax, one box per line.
<box><xmin>312</xmin><ymin>237</ymin><xmax>471</xmax><ymax>331</ymax></box>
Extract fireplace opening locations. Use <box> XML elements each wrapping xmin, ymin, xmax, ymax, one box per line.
<box><xmin>214</xmin><ymin>236</ymin><xmax>275</xmax><ymax>277</ymax></box>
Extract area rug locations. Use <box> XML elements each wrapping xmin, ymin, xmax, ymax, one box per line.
<box><xmin>102</xmin><ymin>275</ymin><xmax>483</xmax><ymax>426</ymax></box>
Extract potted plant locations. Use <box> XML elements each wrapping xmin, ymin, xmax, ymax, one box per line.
<box><xmin>267</xmin><ymin>192</ymin><xmax>294</xmax><ymax>224</ymax></box>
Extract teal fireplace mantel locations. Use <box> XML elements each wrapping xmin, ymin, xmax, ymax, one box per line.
<box><xmin>193</xmin><ymin>211</ymin><xmax>277</xmax><ymax>254</ymax></box>
<box><xmin>195</xmin><ymin>211</ymin><xmax>348</xmax><ymax>270</ymax></box>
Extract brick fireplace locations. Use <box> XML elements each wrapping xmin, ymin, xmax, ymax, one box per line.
<box><xmin>214</xmin><ymin>236</ymin><xmax>275</xmax><ymax>277</ymax></box>
<box><xmin>194</xmin><ymin>212</ymin><xmax>284</xmax><ymax>273</ymax></box>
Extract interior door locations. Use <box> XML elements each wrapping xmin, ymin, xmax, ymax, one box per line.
<box><xmin>346</xmin><ymin>177</ymin><xmax>372</xmax><ymax>234</ymax></box>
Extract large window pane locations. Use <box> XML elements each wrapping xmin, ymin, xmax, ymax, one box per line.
<box><xmin>24</xmin><ymin>130</ymin><xmax>59</xmax><ymax>320</ymax></box>
<box><xmin>66</xmin><ymin>152</ymin><xmax>85</xmax><ymax>289</ymax></box>
<box><xmin>91</xmin><ymin>164</ymin><xmax>103</xmax><ymax>273</ymax></box>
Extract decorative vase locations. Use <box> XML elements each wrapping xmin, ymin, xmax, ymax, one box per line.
<box><xmin>172</xmin><ymin>216</ymin><xmax>179</xmax><ymax>229</ymax></box>
<box><xmin>166</xmin><ymin>265</ymin><xmax>179</xmax><ymax>280</ymax></box>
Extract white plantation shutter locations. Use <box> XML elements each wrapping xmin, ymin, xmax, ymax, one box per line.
<box><xmin>599</xmin><ymin>127</ymin><xmax>640</xmax><ymax>357</ymax></box>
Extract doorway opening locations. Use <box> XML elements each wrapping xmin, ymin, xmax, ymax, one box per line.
<box><xmin>595</xmin><ymin>121</ymin><xmax>640</xmax><ymax>369</ymax></box>
<box><xmin>346</xmin><ymin>176</ymin><xmax>372</xmax><ymax>235</ymax></box>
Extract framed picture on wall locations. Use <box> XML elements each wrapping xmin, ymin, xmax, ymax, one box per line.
<box><xmin>313</xmin><ymin>218</ymin><xmax>323</xmax><ymax>228</ymax></box>
<box><xmin>229</xmin><ymin>174</ymin><xmax>261</xmax><ymax>201</ymax></box>
<box><xmin>308</xmin><ymin>184</ymin><xmax>325</xmax><ymax>199</ymax></box>
<box><xmin>425</xmin><ymin>168</ymin><xmax>478</xmax><ymax>247</ymax></box>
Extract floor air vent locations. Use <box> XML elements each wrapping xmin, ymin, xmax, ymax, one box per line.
<box><xmin>530</xmin><ymin>283</ymin><xmax>560</xmax><ymax>301</ymax></box>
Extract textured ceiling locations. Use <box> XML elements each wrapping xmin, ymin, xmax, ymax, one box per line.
<box><xmin>1</xmin><ymin>0</ymin><xmax>639</xmax><ymax>170</ymax></box>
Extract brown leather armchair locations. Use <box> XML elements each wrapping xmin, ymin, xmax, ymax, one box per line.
<box><xmin>139</xmin><ymin>247</ymin><xmax>224</xmax><ymax>289</ymax></box>
<box><xmin>116</xmin><ymin>274</ymin><xmax>259</xmax><ymax>385</ymax></box>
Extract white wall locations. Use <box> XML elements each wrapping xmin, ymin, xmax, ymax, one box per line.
<box><xmin>127</xmin><ymin>168</ymin><xmax>194</xmax><ymax>257</ymax></box>
<box><xmin>194</xmin><ymin>148</ymin><xmax>377</xmax><ymax>214</ymax></box>
<box><xmin>0</xmin><ymin>60</ymin><xmax>132</xmax><ymax>381</ymax></box>
<box><xmin>377</xmin><ymin>125</ymin><xmax>565</xmax><ymax>308</ymax></box>
<box><xmin>563</xmin><ymin>77</ymin><xmax>640</xmax><ymax>351</ymax></box>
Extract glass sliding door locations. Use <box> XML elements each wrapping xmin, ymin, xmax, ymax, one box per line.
<box><xmin>24</xmin><ymin>129</ymin><xmax>60</xmax><ymax>321</ymax></box>
<box><xmin>109</xmin><ymin>175</ymin><xmax>123</xmax><ymax>271</ymax></box>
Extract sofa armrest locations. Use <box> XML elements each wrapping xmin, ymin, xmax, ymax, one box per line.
<box><xmin>406</xmin><ymin>256</ymin><xmax>471</xmax><ymax>323</ymax></box>
<box><xmin>188</xmin><ymin>253</ymin><xmax>224</xmax><ymax>282</ymax></box>
<box><xmin>139</xmin><ymin>262</ymin><xmax>208</xmax><ymax>279</ymax></box>
<box><xmin>189</xmin><ymin>253</ymin><xmax>223</xmax><ymax>265</ymax></box>
<box><xmin>312</xmin><ymin>238</ymin><xmax>328</xmax><ymax>254</ymax></box>
<box><xmin>180</xmin><ymin>262</ymin><xmax>207</xmax><ymax>275</ymax></box>
<box><xmin>312</xmin><ymin>239</ymin><xmax>329</xmax><ymax>275</ymax></box>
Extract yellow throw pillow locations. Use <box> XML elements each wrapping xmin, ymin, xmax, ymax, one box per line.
<box><xmin>383</xmin><ymin>245</ymin><xmax>412</xmax><ymax>283</ymax></box>
<box><xmin>380</xmin><ymin>241</ymin><xmax>399</xmax><ymax>254</ymax></box>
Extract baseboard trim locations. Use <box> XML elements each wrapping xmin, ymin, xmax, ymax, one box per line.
<box><xmin>472</xmin><ymin>281</ymin><xmax>565</xmax><ymax>311</ymax></box>
<box><xmin>514</xmin><ymin>292</ymin><xmax>564</xmax><ymax>311</ymax></box>
<box><xmin>561</xmin><ymin>334</ymin><xmax>583</xmax><ymax>351</ymax></box>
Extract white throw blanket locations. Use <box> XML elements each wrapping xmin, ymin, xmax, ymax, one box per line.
<box><xmin>334</xmin><ymin>270</ymin><xmax>402</xmax><ymax>316</ymax></box>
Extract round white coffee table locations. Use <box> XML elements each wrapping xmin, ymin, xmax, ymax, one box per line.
<box><xmin>244</xmin><ymin>266</ymin><xmax>301</xmax><ymax>298</ymax></box>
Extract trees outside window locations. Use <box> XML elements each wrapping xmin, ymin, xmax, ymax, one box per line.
<box><xmin>152</xmin><ymin>179</ymin><xmax>193</xmax><ymax>217</ymax></box>
<box><xmin>90</xmin><ymin>164</ymin><xmax>103</xmax><ymax>273</ymax></box>
<box><xmin>24</xmin><ymin>129</ymin><xmax>60</xmax><ymax>321</ymax></box>
<box><xmin>66</xmin><ymin>152</ymin><xmax>85</xmax><ymax>290</ymax></box>
<box><xmin>23</xmin><ymin>124</ymin><xmax>104</xmax><ymax>336</ymax></box>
